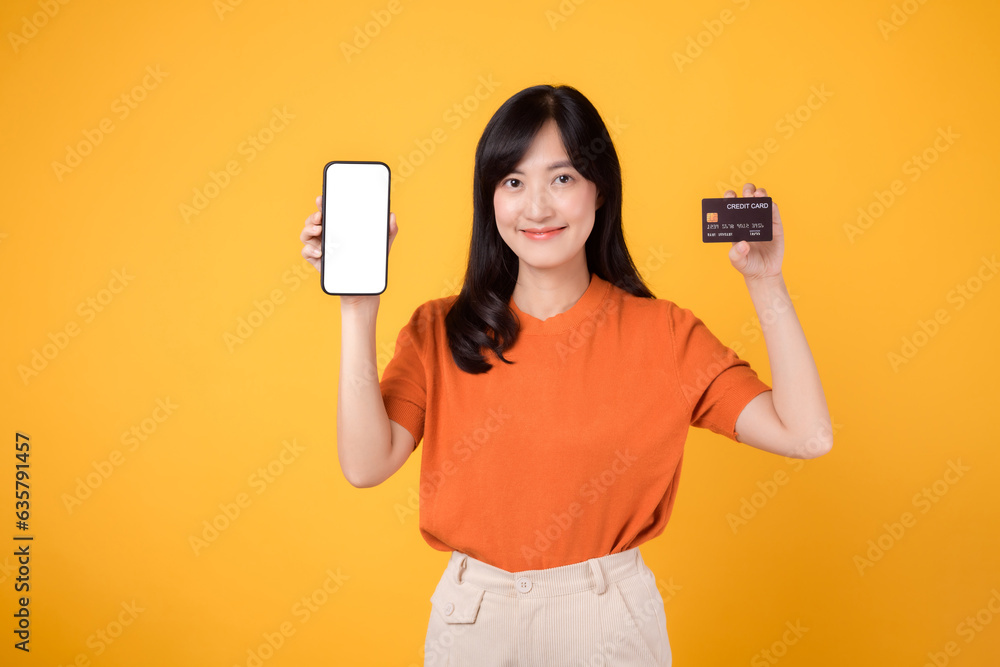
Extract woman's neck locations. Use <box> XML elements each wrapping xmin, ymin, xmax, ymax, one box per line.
<box><xmin>511</xmin><ymin>263</ymin><xmax>592</xmax><ymax>321</ymax></box>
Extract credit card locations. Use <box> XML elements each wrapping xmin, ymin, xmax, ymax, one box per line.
<box><xmin>702</xmin><ymin>196</ymin><xmax>772</xmax><ymax>243</ymax></box>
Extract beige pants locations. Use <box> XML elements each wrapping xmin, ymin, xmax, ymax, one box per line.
<box><xmin>423</xmin><ymin>547</ymin><xmax>671</xmax><ymax>666</ymax></box>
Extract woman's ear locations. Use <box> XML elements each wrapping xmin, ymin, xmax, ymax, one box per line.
<box><xmin>596</xmin><ymin>191</ymin><xmax>605</xmax><ymax>209</ymax></box>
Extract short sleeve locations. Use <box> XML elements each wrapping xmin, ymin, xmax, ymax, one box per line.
<box><xmin>379</xmin><ymin>303</ymin><xmax>430</xmax><ymax>449</ymax></box>
<box><xmin>667</xmin><ymin>302</ymin><xmax>771</xmax><ymax>441</ymax></box>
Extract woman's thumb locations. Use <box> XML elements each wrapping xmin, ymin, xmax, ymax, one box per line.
<box><xmin>729</xmin><ymin>241</ymin><xmax>748</xmax><ymax>267</ymax></box>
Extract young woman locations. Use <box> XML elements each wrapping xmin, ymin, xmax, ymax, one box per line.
<box><xmin>299</xmin><ymin>84</ymin><xmax>832</xmax><ymax>666</ymax></box>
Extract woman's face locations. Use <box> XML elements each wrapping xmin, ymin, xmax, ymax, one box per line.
<box><xmin>493</xmin><ymin>118</ymin><xmax>603</xmax><ymax>273</ymax></box>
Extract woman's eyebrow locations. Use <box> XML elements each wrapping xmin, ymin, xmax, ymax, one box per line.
<box><xmin>510</xmin><ymin>160</ymin><xmax>574</xmax><ymax>175</ymax></box>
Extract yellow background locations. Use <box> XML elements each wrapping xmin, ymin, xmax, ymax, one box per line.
<box><xmin>2</xmin><ymin>0</ymin><xmax>999</xmax><ymax>665</ymax></box>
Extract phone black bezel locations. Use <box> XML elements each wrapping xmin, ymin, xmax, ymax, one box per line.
<box><xmin>319</xmin><ymin>160</ymin><xmax>391</xmax><ymax>296</ymax></box>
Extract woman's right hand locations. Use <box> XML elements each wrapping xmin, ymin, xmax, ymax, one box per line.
<box><xmin>300</xmin><ymin>194</ymin><xmax>400</xmax><ymax>307</ymax></box>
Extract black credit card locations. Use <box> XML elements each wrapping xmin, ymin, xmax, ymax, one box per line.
<box><xmin>702</xmin><ymin>196</ymin><xmax>772</xmax><ymax>243</ymax></box>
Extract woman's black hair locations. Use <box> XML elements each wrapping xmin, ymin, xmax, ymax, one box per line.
<box><xmin>444</xmin><ymin>83</ymin><xmax>655</xmax><ymax>374</ymax></box>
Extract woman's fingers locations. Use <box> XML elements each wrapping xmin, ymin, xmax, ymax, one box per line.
<box><xmin>301</xmin><ymin>200</ymin><xmax>393</xmax><ymax>275</ymax></box>
<box><xmin>300</xmin><ymin>242</ymin><xmax>320</xmax><ymax>271</ymax></box>
<box><xmin>726</xmin><ymin>183</ymin><xmax>767</xmax><ymax>198</ymax></box>
<box><xmin>299</xmin><ymin>212</ymin><xmax>321</xmax><ymax>243</ymax></box>
<box><xmin>387</xmin><ymin>212</ymin><xmax>398</xmax><ymax>254</ymax></box>
<box><xmin>300</xmin><ymin>198</ymin><xmax>325</xmax><ymax>273</ymax></box>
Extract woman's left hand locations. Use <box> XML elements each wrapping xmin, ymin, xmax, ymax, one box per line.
<box><xmin>725</xmin><ymin>183</ymin><xmax>784</xmax><ymax>281</ymax></box>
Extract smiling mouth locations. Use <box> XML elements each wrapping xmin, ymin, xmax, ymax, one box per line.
<box><xmin>520</xmin><ymin>226</ymin><xmax>567</xmax><ymax>241</ymax></box>
<box><xmin>521</xmin><ymin>226</ymin><xmax>566</xmax><ymax>233</ymax></box>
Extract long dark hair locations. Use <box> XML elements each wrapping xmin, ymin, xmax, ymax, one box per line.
<box><xmin>444</xmin><ymin>84</ymin><xmax>655</xmax><ymax>374</ymax></box>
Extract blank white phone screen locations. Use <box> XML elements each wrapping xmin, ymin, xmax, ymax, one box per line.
<box><xmin>321</xmin><ymin>162</ymin><xmax>389</xmax><ymax>295</ymax></box>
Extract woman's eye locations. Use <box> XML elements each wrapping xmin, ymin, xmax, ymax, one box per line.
<box><xmin>501</xmin><ymin>175</ymin><xmax>572</xmax><ymax>188</ymax></box>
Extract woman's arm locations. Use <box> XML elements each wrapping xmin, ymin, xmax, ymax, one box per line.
<box><xmin>734</xmin><ymin>274</ymin><xmax>833</xmax><ymax>458</ymax></box>
<box><xmin>726</xmin><ymin>184</ymin><xmax>833</xmax><ymax>459</ymax></box>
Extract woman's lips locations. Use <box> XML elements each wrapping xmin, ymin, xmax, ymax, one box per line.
<box><xmin>521</xmin><ymin>227</ymin><xmax>566</xmax><ymax>240</ymax></box>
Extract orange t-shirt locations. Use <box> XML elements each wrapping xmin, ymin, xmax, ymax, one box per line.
<box><xmin>379</xmin><ymin>272</ymin><xmax>771</xmax><ymax>572</ymax></box>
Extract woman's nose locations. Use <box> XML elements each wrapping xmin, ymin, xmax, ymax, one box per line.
<box><xmin>526</xmin><ymin>185</ymin><xmax>553</xmax><ymax>218</ymax></box>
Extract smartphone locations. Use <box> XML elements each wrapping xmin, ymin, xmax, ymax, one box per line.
<box><xmin>320</xmin><ymin>161</ymin><xmax>390</xmax><ymax>295</ymax></box>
